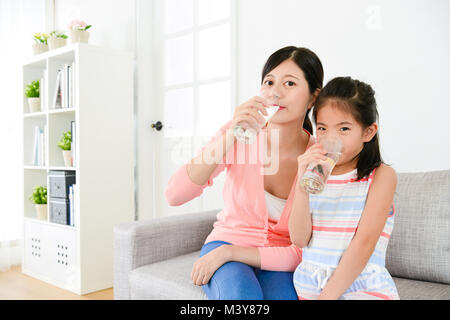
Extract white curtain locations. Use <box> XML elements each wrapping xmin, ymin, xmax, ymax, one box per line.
<box><xmin>0</xmin><ymin>0</ymin><xmax>46</xmax><ymax>272</ymax></box>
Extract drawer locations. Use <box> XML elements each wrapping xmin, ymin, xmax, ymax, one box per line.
<box><xmin>48</xmin><ymin>170</ymin><xmax>76</xmax><ymax>199</ymax></box>
<box><xmin>23</xmin><ymin>219</ymin><xmax>80</xmax><ymax>292</ymax></box>
<box><xmin>23</xmin><ymin>220</ymin><xmax>50</xmax><ymax>278</ymax></box>
<box><xmin>42</xmin><ymin>224</ymin><xmax>79</xmax><ymax>290</ymax></box>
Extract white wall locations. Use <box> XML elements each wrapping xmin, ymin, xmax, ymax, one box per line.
<box><xmin>51</xmin><ymin>0</ymin><xmax>450</xmax><ymax>175</ymax></box>
<box><xmin>54</xmin><ymin>0</ymin><xmax>135</xmax><ymax>51</ymax></box>
<box><xmin>237</xmin><ymin>0</ymin><xmax>450</xmax><ymax>173</ymax></box>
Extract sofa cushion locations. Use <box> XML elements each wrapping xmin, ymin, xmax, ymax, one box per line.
<box><xmin>129</xmin><ymin>251</ymin><xmax>207</xmax><ymax>300</ymax></box>
<box><xmin>393</xmin><ymin>277</ymin><xmax>450</xmax><ymax>300</ymax></box>
<box><xmin>386</xmin><ymin>170</ymin><xmax>450</xmax><ymax>284</ymax></box>
<box><xmin>129</xmin><ymin>250</ymin><xmax>450</xmax><ymax>300</ymax></box>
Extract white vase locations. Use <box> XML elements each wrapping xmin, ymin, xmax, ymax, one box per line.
<box><xmin>32</xmin><ymin>43</ymin><xmax>49</xmax><ymax>55</ymax></box>
<box><xmin>28</xmin><ymin>97</ymin><xmax>41</xmax><ymax>113</ymax></box>
<box><xmin>48</xmin><ymin>37</ymin><xmax>67</xmax><ymax>50</ymax></box>
<box><xmin>35</xmin><ymin>204</ymin><xmax>48</xmax><ymax>220</ymax></box>
<box><xmin>62</xmin><ymin>150</ymin><xmax>73</xmax><ymax>167</ymax></box>
<box><xmin>69</xmin><ymin>29</ymin><xmax>90</xmax><ymax>43</ymax></box>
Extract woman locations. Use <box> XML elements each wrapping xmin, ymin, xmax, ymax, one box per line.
<box><xmin>165</xmin><ymin>46</ymin><xmax>324</xmax><ymax>299</ymax></box>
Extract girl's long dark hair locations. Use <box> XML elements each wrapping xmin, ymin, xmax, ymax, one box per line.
<box><xmin>261</xmin><ymin>46</ymin><xmax>324</xmax><ymax>134</ymax></box>
<box><xmin>313</xmin><ymin>76</ymin><xmax>383</xmax><ymax>180</ymax></box>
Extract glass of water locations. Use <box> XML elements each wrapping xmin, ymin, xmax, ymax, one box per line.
<box><xmin>233</xmin><ymin>95</ymin><xmax>281</xmax><ymax>144</ymax></box>
<box><xmin>300</xmin><ymin>136</ymin><xmax>343</xmax><ymax>194</ymax></box>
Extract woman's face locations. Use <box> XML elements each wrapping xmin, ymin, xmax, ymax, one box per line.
<box><xmin>260</xmin><ymin>59</ymin><xmax>315</xmax><ymax>125</ymax></box>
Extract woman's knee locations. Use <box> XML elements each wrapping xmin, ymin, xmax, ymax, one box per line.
<box><xmin>203</xmin><ymin>261</ymin><xmax>263</xmax><ymax>300</ymax></box>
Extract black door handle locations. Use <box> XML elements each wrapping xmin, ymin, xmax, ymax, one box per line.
<box><xmin>151</xmin><ymin>121</ymin><xmax>164</xmax><ymax>131</ymax></box>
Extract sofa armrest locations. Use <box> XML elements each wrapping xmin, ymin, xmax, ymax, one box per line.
<box><xmin>113</xmin><ymin>209</ymin><xmax>219</xmax><ymax>300</ymax></box>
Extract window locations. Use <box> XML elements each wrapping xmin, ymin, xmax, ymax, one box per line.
<box><xmin>157</xmin><ymin>0</ymin><xmax>235</xmax><ymax>139</ymax></box>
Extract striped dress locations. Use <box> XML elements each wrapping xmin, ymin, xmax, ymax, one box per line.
<box><xmin>293</xmin><ymin>167</ymin><xmax>399</xmax><ymax>300</ymax></box>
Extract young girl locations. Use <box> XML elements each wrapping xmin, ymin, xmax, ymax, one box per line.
<box><xmin>290</xmin><ymin>76</ymin><xmax>400</xmax><ymax>300</ymax></box>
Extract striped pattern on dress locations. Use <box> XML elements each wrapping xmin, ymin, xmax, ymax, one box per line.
<box><xmin>293</xmin><ymin>167</ymin><xmax>399</xmax><ymax>300</ymax></box>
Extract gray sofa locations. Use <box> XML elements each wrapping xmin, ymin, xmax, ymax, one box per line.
<box><xmin>114</xmin><ymin>170</ymin><xmax>450</xmax><ymax>300</ymax></box>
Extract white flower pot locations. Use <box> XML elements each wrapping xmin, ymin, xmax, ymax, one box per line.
<box><xmin>28</xmin><ymin>97</ymin><xmax>41</xmax><ymax>113</ymax></box>
<box><xmin>32</xmin><ymin>43</ymin><xmax>49</xmax><ymax>55</ymax></box>
<box><xmin>48</xmin><ymin>37</ymin><xmax>67</xmax><ymax>50</ymax></box>
<box><xmin>35</xmin><ymin>204</ymin><xmax>48</xmax><ymax>220</ymax></box>
<box><xmin>62</xmin><ymin>150</ymin><xmax>73</xmax><ymax>167</ymax></box>
<box><xmin>69</xmin><ymin>30</ymin><xmax>90</xmax><ymax>43</ymax></box>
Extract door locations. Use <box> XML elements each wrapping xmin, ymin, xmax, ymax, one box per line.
<box><xmin>135</xmin><ymin>0</ymin><xmax>236</xmax><ymax>220</ymax></box>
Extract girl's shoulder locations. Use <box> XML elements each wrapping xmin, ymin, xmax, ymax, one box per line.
<box><xmin>369</xmin><ymin>164</ymin><xmax>398</xmax><ymax>192</ymax></box>
<box><xmin>373</xmin><ymin>164</ymin><xmax>397</xmax><ymax>180</ymax></box>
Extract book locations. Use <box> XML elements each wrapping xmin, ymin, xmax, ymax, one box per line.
<box><xmin>39</xmin><ymin>127</ymin><xmax>44</xmax><ymax>166</ymax></box>
<box><xmin>68</xmin><ymin>64</ymin><xmax>72</xmax><ymax>108</ymax></box>
<box><xmin>52</xmin><ymin>70</ymin><xmax>62</xmax><ymax>109</ymax></box>
<box><xmin>71</xmin><ymin>121</ymin><xmax>76</xmax><ymax>167</ymax></box>
<box><xmin>71</xmin><ymin>62</ymin><xmax>76</xmax><ymax>108</ymax></box>
<box><xmin>69</xmin><ymin>185</ymin><xmax>73</xmax><ymax>226</ymax></box>
<box><xmin>32</xmin><ymin>126</ymin><xmax>39</xmax><ymax>165</ymax></box>
<box><xmin>40</xmin><ymin>76</ymin><xmax>44</xmax><ymax>111</ymax></box>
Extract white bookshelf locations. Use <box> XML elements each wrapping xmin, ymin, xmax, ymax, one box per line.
<box><xmin>21</xmin><ymin>43</ymin><xmax>135</xmax><ymax>295</ymax></box>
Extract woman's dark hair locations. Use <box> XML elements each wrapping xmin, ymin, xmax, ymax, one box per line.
<box><xmin>313</xmin><ymin>76</ymin><xmax>382</xmax><ymax>180</ymax></box>
<box><xmin>261</xmin><ymin>46</ymin><xmax>324</xmax><ymax>134</ymax></box>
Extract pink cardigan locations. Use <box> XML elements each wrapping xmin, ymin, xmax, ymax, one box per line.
<box><xmin>165</xmin><ymin>120</ymin><xmax>314</xmax><ymax>271</ymax></box>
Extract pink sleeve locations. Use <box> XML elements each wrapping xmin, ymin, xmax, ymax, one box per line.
<box><xmin>257</xmin><ymin>244</ymin><xmax>302</xmax><ymax>272</ymax></box>
<box><xmin>164</xmin><ymin>120</ymin><xmax>233</xmax><ymax>206</ymax></box>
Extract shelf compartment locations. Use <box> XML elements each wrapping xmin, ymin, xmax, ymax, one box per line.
<box><xmin>23</xmin><ymin>116</ymin><xmax>47</xmax><ymax>167</ymax></box>
<box><xmin>23</xmin><ymin>169</ymin><xmax>47</xmax><ymax>220</ymax></box>
<box><xmin>48</xmin><ymin>111</ymin><xmax>75</xmax><ymax>168</ymax></box>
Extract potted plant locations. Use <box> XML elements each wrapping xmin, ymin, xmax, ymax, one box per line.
<box><xmin>68</xmin><ymin>19</ymin><xmax>92</xmax><ymax>43</ymax></box>
<box><xmin>29</xmin><ymin>186</ymin><xmax>47</xmax><ymax>220</ymax></box>
<box><xmin>24</xmin><ymin>80</ymin><xmax>41</xmax><ymax>113</ymax></box>
<box><xmin>58</xmin><ymin>130</ymin><xmax>72</xmax><ymax>167</ymax></box>
<box><xmin>32</xmin><ymin>33</ymin><xmax>49</xmax><ymax>55</ymax></box>
<box><xmin>48</xmin><ymin>30</ymin><xmax>68</xmax><ymax>50</ymax></box>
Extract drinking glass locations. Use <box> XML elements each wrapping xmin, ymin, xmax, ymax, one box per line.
<box><xmin>233</xmin><ymin>95</ymin><xmax>281</xmax><ymax>144</ymax></box>
<box><xmin>299</xmin><ymin>135</ymin><xmax>343</xmax><ymax>194</ymax></box>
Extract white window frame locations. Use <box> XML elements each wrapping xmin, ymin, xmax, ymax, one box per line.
<box><xmin>156</xmin><ymin>0</ymin><xmax>238</xmax><ymax>138</ymax></box>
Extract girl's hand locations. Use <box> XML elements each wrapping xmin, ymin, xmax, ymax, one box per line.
<box><xmin>230</xmin><ymin>96</ymin><xmax>269</xmax><ymax>131</ymax></box>
<box><xmin>191</xmin><ymin>245</ymin><xmax>231</xmax><ymax>286</ymax></box>
<box><xmin>297</xmin><ymin>143</ymin><xmax>328</xmax><ymax>179</ymax></box>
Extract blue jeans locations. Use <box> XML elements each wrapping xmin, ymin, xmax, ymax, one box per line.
<box><xmin>200</xmin><ymin>240</ymin><xmax>298</xmax><ymax>300</ymax></box>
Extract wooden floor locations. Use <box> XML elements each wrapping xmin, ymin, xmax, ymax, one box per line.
<box><xmin>0</xmin><ymin>265</ymin><xmax>113</xmax><ymax>300</ymax></box>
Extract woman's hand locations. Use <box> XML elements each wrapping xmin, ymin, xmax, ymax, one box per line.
<box><xmin>230</xmin><ymin>96</ymin><xmax>269</xmax><ymax>131</ymax></box>
<box><xmin>296</xmin><ymin>143</ymin><xmax>328</xmax><ymax>179</ymax></box>
<box><xmin>191</xmin><ymin>245</ymin><xmax>232</xmax><ymax>286</ymax></box>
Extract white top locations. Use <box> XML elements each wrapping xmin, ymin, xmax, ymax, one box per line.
<box><xmin>264</xmin><ymin>189</ymin><xmax>287</xmax><ymax>221</ymax></box>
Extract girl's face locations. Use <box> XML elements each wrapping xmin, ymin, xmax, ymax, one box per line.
<box><xmin>315</xmin><ymin>101</ymin><xmax>378</xmax><ymax>169</ymax></box>
<box><xmin>260</xmin><ymin>59</ymin><xmax>317</xmax><ymax>125</ymax></box>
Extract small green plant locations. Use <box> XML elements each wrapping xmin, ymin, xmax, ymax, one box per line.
<box><xmin>49</xmin><ymin>30</ymin><xmax>68</xmax><ymax>39</ymax></box>
<box><xmin>33</xmin><ymin>32</ymin><xmax>49</xmax><ymax>45</ymax></box>
<box><xmin>29</xmin><ymin>186</ymin><xmax>47</xmax><ymax>205</ymax></box>
<box><xmin>58</xmin><ymin>131</ymin><xmax>72</xmax><ymax>151</ymax></box>
<box><xmin>24</xmin><ymin>80</ymin><xmax>40</xmax><ymax>98</ymax></box>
